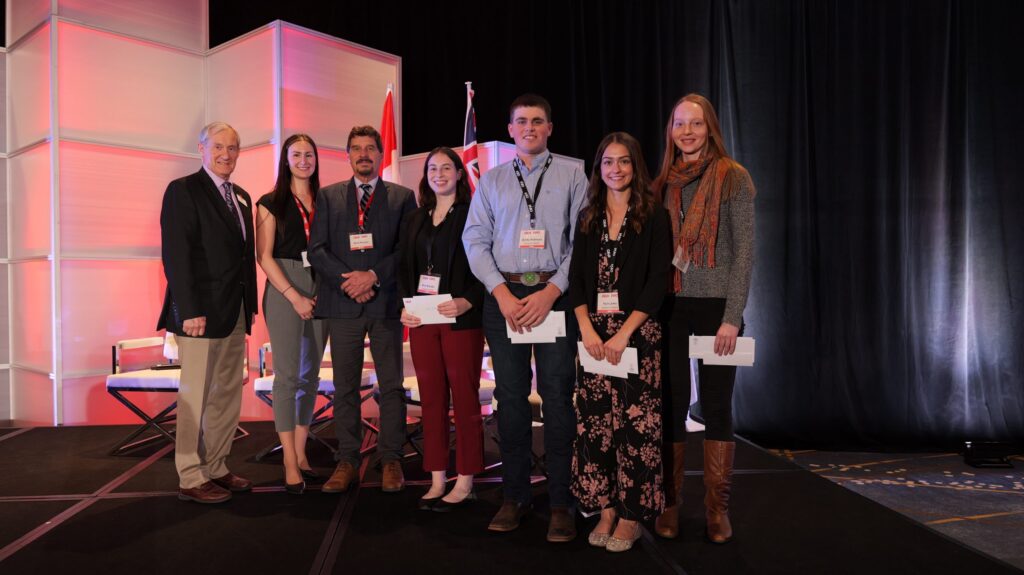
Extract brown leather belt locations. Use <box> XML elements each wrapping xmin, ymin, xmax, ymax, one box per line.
<box><xmin>502</xmin><ymin>271</ymin><xmax>555</xmax><ymax>286</ymax></box>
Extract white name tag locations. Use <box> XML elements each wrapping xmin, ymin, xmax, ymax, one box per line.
<box><xmin>597</xmin><ymin>291</ymin><xmax>621</xmax><ymax>314</ymax></box>
<box><xmin>519</xmin><ymin>229</ymin><xmax>546</xmax><ymax>249</ymax></box>
<box><xmin>300</xmin><ymin>250</ymin><xmax>310</xmax><ymax>268</ymax></box>
<box><xmin>349</xmin><ymin>233</ymin><xmax>374</xmax><ymax>251</ymax></box>
<box><xmin>417</xmin><ymin>274</ymin><xmax>441</xmax><ymax>295</ymax></box>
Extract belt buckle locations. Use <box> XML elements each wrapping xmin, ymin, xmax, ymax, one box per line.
<box><xmin>520</xmin><ymin>271</ymin><xmax>540</xmax><ymax>287</ymax></box>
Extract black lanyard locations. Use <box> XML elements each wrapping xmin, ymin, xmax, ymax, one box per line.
<box><xmin>512</xmin><ymin>155</ymin><xmax>554</xmax><ymax>229</ymax></box>
<box><xmin>423</xmin><ymin>205</ymin><xmax>454</xmax><ymax>274</ymax></box>
<box><xmin>601</xmin><ymin>209</ymin><xmax>629</xmax><ymax>287</ymax></box>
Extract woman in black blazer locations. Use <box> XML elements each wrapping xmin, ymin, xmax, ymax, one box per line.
<box><xmin>398</xmin><ymin>147</ymin><xmax>485</xmax><ymax>511</ymax></box>
<box><xmin>569</xmin><ymin>132</ymin><xmax>672</xmax><ymax>552</ymax></box>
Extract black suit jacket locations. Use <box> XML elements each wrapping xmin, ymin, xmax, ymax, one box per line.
<box><xmin>157</xmin><ymin>168</ymin><xmax>257</xmax><ymax>338</ymax></box>
<box><xmin>309</xmin><ymin>178</ymin><xmax>417</xmax><ymax>319</ymax></box>
<box><xmin>569</xmin><ymin>206</ymin><xmax>672</xmax><ymax>317</ymax></box>
<box><xmin>397</xmin><ymin>204</ymin><xmax>485</xmax><ymax>330</ymax></box>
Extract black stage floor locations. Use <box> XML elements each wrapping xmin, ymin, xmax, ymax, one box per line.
<box><xmin>0</xmin><ymin>422</ymin><xmax>1019</xmax><ymax>575</ymax></box>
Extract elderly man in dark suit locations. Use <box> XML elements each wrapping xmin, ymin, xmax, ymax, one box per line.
<box><xmin>158</xmin><ymin>121</ymin><xmax>257</xmax><ymax>504</ymax></box>
<box><xmin>309</xmin><ymin>125</ymin><xmax>417</xmax><ymax>493</ymax></box>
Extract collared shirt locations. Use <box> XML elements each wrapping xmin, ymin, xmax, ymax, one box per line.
<box><xmin>355</xmin><ymin>176</ymin><xmax>381</xmax><ymax>203</ymax></box>
<box><xmin>203</xmin><ymin>165</ymin><xmax>246</xmax><ymax>240</ymax></box>
<box><xmin>463</xmin><ymin>150</ymin><xmax>587</xmax><ymax>294</ymax></box>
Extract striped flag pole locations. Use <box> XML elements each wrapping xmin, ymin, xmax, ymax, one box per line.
<box><xmin>462</xmin><ymin>82</ymin><xmax>480</xmax><ymax>193</ymax></box>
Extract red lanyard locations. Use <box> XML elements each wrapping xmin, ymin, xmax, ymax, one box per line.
<box><xmin>357</xmin><ymin>188</ymin><xmax>376</xmax><ymax>231</ymax></box>
<box><xmin>293</xmin><ymin>195</ymin><xmax>314</xmax><ymax>242</ymax></box>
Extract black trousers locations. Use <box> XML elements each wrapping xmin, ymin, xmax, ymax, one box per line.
<box><xmin>661</xmin><ymin>296</ymin><xmax>741</xmax><ymax>442</ymax></box>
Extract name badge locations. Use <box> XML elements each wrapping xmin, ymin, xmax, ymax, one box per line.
<box><xmin>349</xmin><ymin>233</ymin><xmax>374</xmax><ymax>251</ymax></box>
<box><xmin>519</xmin><ymin>229</ymin><xmax>546</xmax><ymax>249</ymax></box>
<box><xmin>417</xmin><ymin>274</ymin><xmax>441</xmax><ymax>295</ymax></box>
<box><xmin>597</xmin><ymin>292</ymin><xmax>621</xmax><ymax>314</ymax></box>
<box><xmin>300</xmin><ymin>250</ymin><xmax>310</xmax><ymax>268</ymax></box>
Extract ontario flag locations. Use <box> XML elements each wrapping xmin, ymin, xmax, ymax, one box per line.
<box><xmin>462</xmin><ymin>82</ymin><xmax>480</xmax><ymax>193</ymax></box>
<box><xmin>380</xmin><ymin>82</ymin><xmax>400</xmax><ymax>184</ymax></box>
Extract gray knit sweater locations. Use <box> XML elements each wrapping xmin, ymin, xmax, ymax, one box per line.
<box><xmin>664</xmin><ymin>165</ymin><xmax>755</xmax><ymax>328</ymax></box>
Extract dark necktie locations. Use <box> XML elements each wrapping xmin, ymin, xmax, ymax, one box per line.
<box><xmin>359</xmin><ymin>183</ymin><xmax>373</xmax><ymax>214</ymax></box>
<box><xmin>222</xmin><ymin>182</ymin><xmax>241</xmax><ymax>233</ymax></box>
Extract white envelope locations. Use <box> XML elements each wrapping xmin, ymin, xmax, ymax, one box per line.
<box><xmin>402</xmin><ymin>295</ymin><xmax>456</xmax><ymax>325</ymax></box>
<box><xmin>507</xmin><ymin>311</ymin><xmax>566</xmax><ymax>343</ymax></box>
<box><xmin>688</xmin><ymin>335</ymin><xmax>755</xmax><ymax>366</ymax></box>
<box><xmin>578</xmin><ymin>342</ymin><xmax>639</xmax><ymax>378</ymax></box>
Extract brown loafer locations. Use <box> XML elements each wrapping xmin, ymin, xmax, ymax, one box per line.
<box><xmin>488</xmin><ymin>501</ymin><xmax>531</xmax><ymax>532</ymax></box>
<box><xmin>381</xmin><ymin>460</ymin><xmax>405</xmax><ymax>493</ymax></box>
<box><xmin>322</xmin><ymin>462</ymin><xmax>359</xmax><ymax>494</ymax></box>
<box><xmin>178</xmin><ymin>481</ymin><xmax>232</xmax><ymax>504</ymax></box>
<box><xmin>211</xmin><ymin>472</ymin><xmax>252</xmax><ymax>493</ymax></box>
<box><xmin>546</xmin><ymin>507</ymin><xmax>577</xmax><ymax>543</ymax></box>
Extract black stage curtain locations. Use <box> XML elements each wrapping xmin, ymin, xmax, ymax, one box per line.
<box><xmin>207</xmin><ymin>1</ymin><xmax>1024</xmax><ymax>447</ymax></box>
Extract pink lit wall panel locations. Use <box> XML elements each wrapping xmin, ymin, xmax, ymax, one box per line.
<box><xmin>1</xmin><ymin>157</ymin><xmax>7</xmax><ymax>256</ymax></box>
<box><xmin>58</xmin><ymin>0</ymin><xmax>207</xmax><ymax>52</ymax></box>
<box><xmin>9</xmin><ymin>142</ymin><xmax>52</xmax><ymax>258</ymax></box>
<box><xmin>6</xmin><ymin>0</ymin><xmax>51</xmax><ymax>48</ymax></box>
<box><xmin>59</xmin><ymin>142</ymin><xmax>196</xmax><ymax>257</ymax></box>
<box><xmin>0</xmin><ymin>370</ymin><xmax>10</xmax><ymax>421</ymax></box>
<box><xmin>8</xmin><ymin>23</ymin><xmax>51</xmax><ymax>151</ymax></box>
<box><xmin>1</xmin><ymin>51</ymin><xmax>7</xmax><ymax>154</ymax></box>
<box><xmin>317</xmin><ymin>148</ymin><xmax>353</xmax><ymax>188</ymax></box>
<box><xmin>207</xmin><ymin>28</ymin><xmax>274</xmax><ymax>146</ymax></box>
<box><xmin>57</xmin><ymin>22</ymin><xmax>204</xmax><ymax>154</ymax></box>
<box><xmin>10</xmin><ymin>368</ymin><xmax>54</xmax><ymax>426</ymax></box>
<box><xmin>0</xmin><ymin>263</ymin><xmax>9</xmax><ymax>365</ymax></box>
<box><xmin>10</xmin><ymin>260</ymin><xmax>53</xmax><ymax>373</ymax></box>
<box><xmin>60</xmin><ymin>374</ymin><xmax>133</xmax><ymax>425</ymax></box>
<box><xmin>60</xmin><ymin>260</ymin><xmax>165</xmax><ymax>375</ymax></box>
<box><xmin>281</xmin><ymin>26</ymin><xmax>399</xmax><ymax>151</ymax></box>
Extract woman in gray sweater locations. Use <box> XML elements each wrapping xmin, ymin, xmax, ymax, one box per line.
<box><xmin>651</xmin><ymin>93</ymin><xmax>755</xmax><ymax>544</ymax></box>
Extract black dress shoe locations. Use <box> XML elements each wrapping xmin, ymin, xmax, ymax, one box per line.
<box><xmin>418</xmin><ymin>495</ymin><xmax>443</xmax><ymax>510</ymax></box>
<box><xmin>285</xmin><ymin>481</ymin><xmax>306</xmax><ymax>495</ymax></box>
<box><xmin>300</xmin><ymin>468</ymin><xmax>319</xmax><ymax>480</ymax></box>
<box><xmin>431</xmin><ymin>490</ymin><xmax>477</xmax><ymax>513</ymax></box>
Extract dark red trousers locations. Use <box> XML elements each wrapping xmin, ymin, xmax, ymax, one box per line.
<box><xmin>408</xmin><ymin>323</ymin><xmax>485</xmax><ymax>475</ymax></box>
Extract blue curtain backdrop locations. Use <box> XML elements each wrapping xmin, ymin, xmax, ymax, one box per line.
<box><xmin>206</xmin><ymin>0</ymin><xmax>1024</xmax><ymax>447</ymax></box>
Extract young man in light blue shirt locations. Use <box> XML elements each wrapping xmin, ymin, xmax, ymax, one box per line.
<box><xmin>463</xmin><ymin>94</ymin><xmax>587</xmax><ymax>542</ymax></box>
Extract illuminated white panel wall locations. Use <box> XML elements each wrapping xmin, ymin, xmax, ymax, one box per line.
<box><xmin>0</xmin><ymin>47</ymin><xmax>7</xmax><ymax>421</ymax></box>
<box><xmin>8</xmin><ymin>143</ymin><xmax>51</xmax><ymax>259</ymax></box>
<box><xmin>6</xmin><ymin>0</ymin><xmax>50</xmax><ymax>47</ymax></box>
<box><xmin>281</xmin><ymin>24</ymin><xmax>400</xmax><ymax>152</ymax></box>
<box><xmin>207</xmin><ymin>26</ymin><xmax>275</xmax><ymax>148</ymax></box>
<box><xmin>58</xmin><ymin>22</ymin><xmax>204</xmax><ymax>155</ymax></box>
<box><xmin>57</xmin><ymin>0</ymin><xmax>208</xmax><ymax>52</ymax></box>
<box><xmin>10</xmin><ymin>261</ymin><xmax>52</xmax><ymax>425</ymax></box>
<box><xmin>7</xmin><ymin>23</ymin><xmax>50</xmax><ymax>152</ymax></box>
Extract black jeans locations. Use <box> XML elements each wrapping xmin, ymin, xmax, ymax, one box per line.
<box><xmin>483</xmin><ymin>284</ymin><xmax>579</xmax><ymax>507</ymax></box>
<box><xmin>661</xmin><ymin>296</ymin><xmax>741</xmax><ymax>442</ymax></box>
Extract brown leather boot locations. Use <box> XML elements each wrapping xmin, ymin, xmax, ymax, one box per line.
<box><xmin>654</xmin><ymin>442</ymin><xmax>686</xmax><ymax>538</ymax></box>
<box><xmin>703</xmin><ymin>439</ymin><xmax>735</xmax><ymax>544</ymax></box>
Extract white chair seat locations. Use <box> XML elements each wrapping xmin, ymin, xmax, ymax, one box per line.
<box><xmin>106</xmin><ymin>369</ymin><xmax>181</xmax><ymax>390</ymax></box>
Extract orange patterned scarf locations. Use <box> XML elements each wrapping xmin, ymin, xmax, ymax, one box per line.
<box><xmin>667</xmin><ymin>155</ymin><xmax>736</xmax><ymax>292</ymax></box>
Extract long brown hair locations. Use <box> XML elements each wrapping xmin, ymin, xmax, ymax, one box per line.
<box><xmin>270</xmin><ymin>134</ymin><xmax>320</xmax><ymax>234</ymax></box>
<box><xmin>417</xmin><ymin>147</ymin><xmax>472</xmax><ymax>210</ymax></box>
<box><xmin>579</xmin><ymin>132</ymin><xmax>655</xmax><ymax>234</ymax></box>
<box><xmin>652</xmin><ymin>93</ymin><xmax>734</xmax><ymax>200</ymax></box>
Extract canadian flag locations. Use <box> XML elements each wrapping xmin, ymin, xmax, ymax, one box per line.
<box><xmin>380</xmin><ymin>83</ymin><xmax>399</xmax><ymax>184</ymax></box>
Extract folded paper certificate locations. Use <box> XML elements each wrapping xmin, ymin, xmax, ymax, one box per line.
<box><xmin>402</xmin><ymin>295</ymin><xmax>456</xmax><ymax>325</ymax></box>
<box><xmin>507</xmin><ymin>311</ymin><xmax>566</xmax><ymax>343</ymax></box>
<box><xmin>578</xmin><ymin>342</ymin><xmax>639</xmax><ymax>378</ymax></box>
<box><xmin>688</xmin><ymin>336</ymin><xmax>755</xmax><ymax>366</ymax></box>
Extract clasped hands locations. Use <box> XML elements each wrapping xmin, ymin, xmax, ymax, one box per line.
<box><xmin>495</xmin><ymin>284</ymin><xmax>560</xmax><ymax>334</ymax></box>
<box><xmin>400</xmin><ymin>298</ymin><xmax>473</xmax><ymax>327</ymax></box>
<box><xmin>340</xmin><ymin>270</ymin><xmax>377</xmax><ymax>303</ymax></box>
<box><xmin>581</xmin><ymin>327</ymin><xmax>630</xmax><ymax>365</ymax></box>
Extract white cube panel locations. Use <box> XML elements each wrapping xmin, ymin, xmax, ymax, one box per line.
<box><xmin>10</xmin><ymin>260</ymin><xmax>52</xmax><ymax>373</ymax></box>
<box><xmin>229</xmin><ymin>143</ymin><xmax>276</xmax><ymax>210</ymax></box>
<box><xmin>7</xmin><ymin>0</ymin><xmax>51</xmax><ymax>47</ymax></box>
<box><xmin>281</xmin><ymin>25</ymin><xmax>399</xmax><ymax>151</ymax></box>
<box><xmin>0</xmin><ymin>156</ymin><xmax>7</xmax><ymax>257</ymax></box>
<box><xmin>59</xmin><ymin>142</ymin><xmax>196</xmax><ymax>258</ymax></box>
<box><xmin>0</xmin><ymin>264</ymin><xmax>8</xmax><ymax>365</ymax></box>
<box><xmin>57</xmin><ymin>22</ymin><xmax>205</xmax><ymax>154</ymax></box>
<box><xmin>207</xmin><ymin>27</ymin><xmax>275</xmax><ymax>147</ymax></box>
<box><xmin>10</xmin><ymin>368</ymin><xmax>54</xmax><ymax>425</ymax></box>
<box><xmin>60</xmin><ymin>260</ymin><xmax>166</xmax><ymax>376</ymax></box>
<box><xmin>0</xmin><ymin>51</ymin><xmax>7</xmax><ymax>154</ymax></box>
<box><xmin>317</xmin><ymin>148</ymin><xmax>354</xmax><ymax>188</ymax></box>
<box><xmin>9</xmin><ymin>143</ymin><xmax>52</xmax><ymax>258</ymax></box>
<box><xmin>0</xmin><ymin>369</ymin><xmax>10</xmax><ymax>421</ymax></box>
<box><xmin>58</xmin><ymin>0</ymin><xmax>207</xmax><ymax>52</ymax></box>
<box><xmin>7</xmin><ymin>23</ymin><xmax>51</xmax><ymax>151</ymax></box>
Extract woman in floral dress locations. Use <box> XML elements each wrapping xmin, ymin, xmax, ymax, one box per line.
<box><xmin>569</xmin><ymin>132</ymin><xmax>673</xmax><ymax>552</ymax></box>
